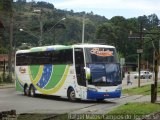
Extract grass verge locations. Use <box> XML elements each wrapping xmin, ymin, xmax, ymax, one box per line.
<box><xmin>106</xmin><ymin>102</ymin><xmax>160</xmax><ymax>120</ymax></box>
<box><xmin>17</xmin><ymin>113</ymin><xmax>68</xmax><ymax>120</ymax></box>
<box><xmin>16</xmin><ymin>103</ymin><xmax>160</xmax><ymax>120</ymax></box>
<box><xmin>122</xmin><ymin>84</ymin><xmax>160</xmax><ymax>96</ymax></box>
<box><xmin>0</xmin><ymin>82</ymin><xmax>14</xmax><ymax>87</ymax></box>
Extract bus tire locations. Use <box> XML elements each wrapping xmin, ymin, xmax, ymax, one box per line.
<box><xmin>29</xmin><ymin>85</ymin><xmax>35</xmax><ymax>97</ymax></box>
<box><xmin>24</xmin><ymin>84</ymin><xmax>28</xmax><ymax>96</ymax></box>
<box><xmin>67</xmin><ymin>88</ymin><xmax>76</xmax><ymax>102</ymax></box>
<box><xmin>96</xmin><ymin>99</ymin><xmax>104</xmax><ymax>102</ymax></box>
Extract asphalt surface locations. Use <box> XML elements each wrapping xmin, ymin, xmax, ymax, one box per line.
<box><xmin>0</xmin><ymin>88</ymin><xmax>96</xmax><ymax>114</ymax></box>
<box><xmin>0</xmin><ymin>87</ymin><xmax>154</xmax><ymax>114</ymax></box>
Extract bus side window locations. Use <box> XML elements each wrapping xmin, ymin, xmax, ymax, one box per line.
<box><xmin>16</xmin><ymin>53</ymin><xmax>28</xmax><ymax>66</ymax></box>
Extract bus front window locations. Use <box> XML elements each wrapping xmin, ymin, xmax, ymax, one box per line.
<box><xmin>85</xmin><ymin>48</ymin><xmax>121</xmax><ymax>86</ymax></box>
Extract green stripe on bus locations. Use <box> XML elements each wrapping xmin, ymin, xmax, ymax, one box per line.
<box><xmin>30</xmin><ymin>48</ymin><xmax>43</xmax><ymax>52</ymax></box>
<box><xmin>44</xmin><ymin>65</ymin><xmax>66</xmax><ymax>89</ymax></box>
<box><xmin>16</xmin><ymin>79</ymin><xmax>23</xmax><ymax>92</ymax></box>
<box><xmin>55</xmin><ymin>46</ymin><xmax>72</xmax><ymax>50</ymax></box>
<box><xmin>30</xmin><ymin>65</ymin><xmax>40</xmax><ymax>80</ymax></box>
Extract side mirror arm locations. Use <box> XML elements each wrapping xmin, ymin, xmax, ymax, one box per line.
<box><xmin>84</xmin><ymin>67</ymin><xmax>91</xmax><ymax>80</ymax></box>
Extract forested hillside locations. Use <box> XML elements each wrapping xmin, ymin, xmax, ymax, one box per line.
<box><xmin>1</xmin><ymin>0</ymin><xmax>160</xmax><ymax>64</ymax></box>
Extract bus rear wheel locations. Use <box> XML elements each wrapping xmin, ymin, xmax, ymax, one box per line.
<box><xmin>29</xmin><ymin>85</ymin><xmax>35</xmax><ymax>97</ymax></box>
<box><xmin>24</xmin><ymin>84</ymin><xmax>28</xmax><ymax>96</ymax></box>
<box><xmin>67</xmin><ymin>89</ymin><xmax>76</xmax><ymax>102</ymax></box>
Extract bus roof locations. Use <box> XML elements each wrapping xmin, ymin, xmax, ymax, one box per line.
<box><xmin>16</xmin><ymin>49</ymin><xmax>30</xmax><ymax>54</ymax></box>
<box><xmin>16</xmin><ymin>44</ymin><xmax>115</xmax><ymax>54</ymax></box>
<box><xmin>72</xmin><ymin>44</ymin><xmax>115</xmax><ymax>48</ymax></box>
<box><xmin>16</xmin><ymin>45</ymin><xmax>71</xmax><ymax>54</ymax></box>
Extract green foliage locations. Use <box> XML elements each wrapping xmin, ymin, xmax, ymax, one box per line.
<box><xmin>1</xmin><ymin>1</ymin><xmax>105</xmax><ymax>47</ymax></box>
<box><xmin>0</xmin><ymin>75</ymin><xmax>2</xmax><ymax>83</ymax></box>
<box><xmin>117</xmin><ymin>52</ymin><xmax>124</xmax><ymax>59</ymax></box>
<box><xmin>96</xmin><ymin>16</ymin><xmax>137</xmax><ymax>61</ymax></box>
<box><xmin>33</xmin><ymin>1</ymin><xmax>54</xmax><ymax>9</ymax></box>
<box><xmin>122</xmin><ymin>84</ymin><xmax>160</xmax><ymax>96</ymax></box>
<box><xmin>1</xmin><ymin>0</ymin><xmax>13</xmax><ymax>13</ymax></box>
<box><xmin>17</xmin><ymin>114</ymin><xmax>68</xmax><ymax>120</ymax></box>
<box><xmin>1</xmin><ymin>1</ymin><xmax>160</xmax><ymax>67</ymax></box>
<box><xmin>96</xmin><ymin>14</ymin><xmax>160</xmax><ymax>64</ymax></box>
<box><xmin>0</xmin><ymin>72</ymin><xmax>13</xmax><ymax>83</ymax></box>
<box><xmin>0</xmin><ymin>1</ymin><xmax>2</xmax><ymax>11</ymax></box>
<box><xmin>96</xmin><ymin>22</ymin><xmax>116</xmax><ymax>45</ymax></box>
<box><xmin>0</xmin><ymin>47</ymin><xmax>8</xmax><ymax>54</ymax></box>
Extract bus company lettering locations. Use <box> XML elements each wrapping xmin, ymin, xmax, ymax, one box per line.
<box><xmin>19</xmin><ymin>67</ymin><xmax>26</xmax><ymax>74</ymax></box>
<box><xmin>90</xmin><ymin>48</ymin><xmax>113</xmax><ymax>57</ymax></box>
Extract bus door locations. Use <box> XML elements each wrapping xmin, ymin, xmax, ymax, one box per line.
<box><xmin>74</xmin><ymin>48</ymin><xmax>87</xmax><ymax>99</ymax></box>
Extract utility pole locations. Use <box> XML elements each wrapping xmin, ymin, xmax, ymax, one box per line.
<box><xmin>39</xmin><ymin>9</ymin><xmax>42</xmax><ymax>46</ymax></box>
<box><xmin>34</xmin><ymin>9</ymin><xmax>43</xmax><ymax>46</ymax></box>
<box><xmin>129</xmin><ymin>22</ymin><xmax>144</xmax><ymax>87</ymax></box>
<box><xmin>138</xmin><ymin>22</ymin><xmax>143</xmax><ymax>87</ymax></box>
<box><xmin>3</xmin><ymin>60</ymin><xmax>6</xmax><ymax>82</ymax></box>
<box><xmin>82</xmin><ymin>14</ymin><xmax>85</xmax><ymax>44</ymax></box>
<box><xmin>151</xmin><ymin>51</ymin><xmax>159</xmax><ymax>103</ymax></box>
<box><xmin>154</xmin><ymin>52</ymin><xmax>158</xmax><ymax>102</ymax></box>
<box><xmin>8</xmin><ymin>12</ymin><xmax>13</xmax><ymax>82</ymax></box>
<box><xmin>54</xmin><ymin>29</ymin><xmax>55</xmax><ymax>44</ymax></box>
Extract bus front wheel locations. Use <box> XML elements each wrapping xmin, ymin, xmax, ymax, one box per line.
<box><xmin>67</xmin><ymin>89</ymin><xmax>76</xmax><ymax>102</ymax></box>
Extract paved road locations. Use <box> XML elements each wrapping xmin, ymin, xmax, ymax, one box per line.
<box><xmin>0</xmin><ymin>87</ymin><xmax>158</xmax><ymax>114</ymax></box>
<box><xmin>0</xmin><ymin>88</ymin><xmax>96</xmax><ymax>114</ymax></box>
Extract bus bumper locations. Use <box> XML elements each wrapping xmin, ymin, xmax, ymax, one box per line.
<box><xmin>87</xmin><ymin>90</ymin><xmax>121</xmax><ymax>100</ymax></box>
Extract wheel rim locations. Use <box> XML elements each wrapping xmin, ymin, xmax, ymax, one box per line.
<box><xmin>30</xmin><ymin>88</ymin><xmax>34</xmax><ymax>97</ymax></box>
<box><xmin>30</xmin><ymin>86</ymin><xmax>35</xmax><ymax>97</ymax></box>
<box><xmin>70</xmin><ymin>90</ymin><xmax>75</xmax><ymax>101</ymax></box>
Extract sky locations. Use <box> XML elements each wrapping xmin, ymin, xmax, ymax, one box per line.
<box><xmin>26</xmin><ymin>0</ymin><xmax>160</xmax><ymax>19</ymax></box>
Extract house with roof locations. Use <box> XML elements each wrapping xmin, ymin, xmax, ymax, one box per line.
<box><xmin>0</xmin><ymin>54</ymin><xmax>8</xmax><ymax>71</ymax></box>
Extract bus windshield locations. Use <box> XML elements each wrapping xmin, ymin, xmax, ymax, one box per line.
<box><xmin>85</xmin><ymin>47</ymin><xmax>121</xmax><ymax>86</ymax></box>
<box><xmin>85</xmin><ymin>47</ymin><xmax>118</xmax><ymax>64</ymax></box>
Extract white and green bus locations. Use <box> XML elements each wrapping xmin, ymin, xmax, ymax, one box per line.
<box><xmin>15</xmin><ymin>44</ymin><xmax>122</xmax><ymax>101</ymax></box>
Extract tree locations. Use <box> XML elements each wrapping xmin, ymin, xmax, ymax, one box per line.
<box><xmin>65</xmin><ymin>18</ymin><xmax>82</xmax><ymax>44</ymax></box>
<box><xmin>110</xmin><ymin>16</ymin><xmax>126</xmax><ymax>26</ymax></box>
<box><xmin>0</xmin><ymin>1</ymin><xmax>2</xmax><ymax>11</ymax></box>
<box><xmin>148</xmin><ymin>14</ymin><xmax>159</xmax><ymax>29</ymax></box>
<box><xmin>1</xmin><ymin>0</ymin><xmax>14</xmax><ymax>82</ymax></box>
<box><xmin>85</xmin><ymin>20</ymin><xmax>96</xmax><ymax>42</ymax></box>
<box><xmin>96</xmin><ymin>22</ymin><xmax>116</xmax><ymax>45</ymax></box>
<box><xmin>96</xmin><ymin>16</ymin><xmax>140</xmax><ymax>63</ymax></box>
<box><xmin>16</xmin><ymin>0</ymin><xmax>26</xmax><ymax>12</ymax></box>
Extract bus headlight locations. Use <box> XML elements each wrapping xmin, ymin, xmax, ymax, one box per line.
<box><xmin>87</xmin><ymin>87</ymin><xmax>97</xmax><ymax>92</ymax></box>
<box><xmin>115</xmin><ymin>85</ymin><xmax>122</xmax><ymax>91</ymax></box>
